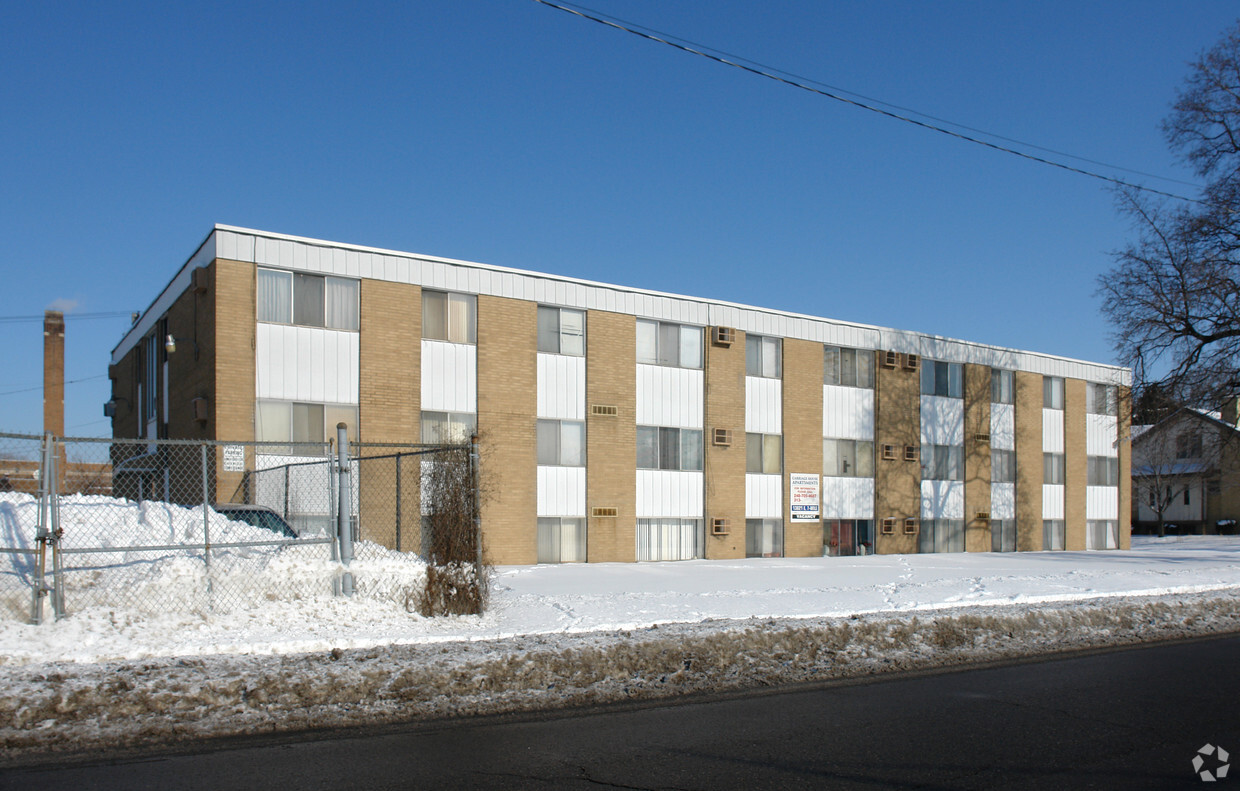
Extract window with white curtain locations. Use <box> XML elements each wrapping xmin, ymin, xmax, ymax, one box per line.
<box><xmin>1085</xmin><ymin>383</ymin><xmax>1117</xmax><ymax>416</ymax></box>
<box><xmin>1086</xmin><ymin>520</ymin><xmax>1119</xmax><ymax>550</ymax></box>
<box><xmin>257</xmin><ymin>268</ymin><xmax>358</xmax><ymax>330</ymax></box>
<box><xmin>823</xmin><ymin>438</ymin><xmax>874</xmax><ymax>477</ymax></box>
<box><xmin>991</xmin><ymin>369</ymin><xmax>1014</xmax><ymax>404</ymax></box>
<box><xmin>537</xmin><ymin>517</ymin><xmax>587</xmax><ymax>563</ymax></box>
<box><xmin>537</xmin><ymin>419</ymin><xmax>585</xmax><ymax>466</ymax></box>
<box><xmin>1043</xmin><ymin>452</ymin><xmax>1065</xmax><ymax>485</ymax></box>
<box><xmin>635</xmin><ymin>518</ymin><xmax>704</xmax><ymax>561</ymax></box>
<box><xmin>537</xmin><ymin>306</ymin><xmax>585</xmax><ymax>355</ymax></box>
<box><xmin>637</xmin><ymin>426</ymin><xmax>703</xmax><ymax>471</ymax></box>
<box><xmin>921</xmin><ymin>444</ymin><xmax>964</xmax><ymax>481</ymax></box>
<box><xmin>991</xmin><ymin>449</ymin><xmax>1016</xmax><ymax>483</ymax></box>
<box><xmin>636</xmin><ymin>320</ymin><xmax>702</xmax><ymax>369</ymax></box>
<box><xmin>746</xmin><ymin>433</ymin><xmax>782</xmax><ymax>474</ymax></box>
<box><xmin>1086</xmin><ymin>455</ymin><xmax>1119</xmax><ymax>486</ymax></box>
<box><xmin>1043</xmin><ymin>519</ymin><xmax>1066</xmax><ymax>551</ymax></box>
<box><xmin>420</xmin><ymin>411</ymin><xmax>477</xmax><ymax>444</ymax></box>
<box><xmin>824</xmin><ymin>345</ymin><xmax>874</xmax><ymax>388</ymax></box>
<box><xmin>919</xmin><ymin>519</ymin><xmax>964</xmax><ymax>554</ymax></box>
<box><xmin>746</xmin><ymin>335</ymin><xmax>782</xmax><ymax>378</ymax></box>
<box><xmin>990</xmin><ymin>519</ymin><xmax>1017</xmax><ymax>553</ymax></box>
<box><xmin>921</xmin><ymin>360</ymin><xmax>963</xmax><ymax>398</ymax></box>
<box><xmin>745</xmin><ymin>518</ymin><xmax>784</xmax><ymax>558</ymax></box>
<box><xmin>422</xmin><ymin>290</ymin><xmax>476</xmax><ymax>344</ymax></box>
<box><xmin>1043</xmin><ymin>376</ymin><xmax>1065</xmax><ymax>409</ymax></box>
<box><xmin>256</xmin><ymin>400</ymin><xmax>358</xmax><ymax>454</ymax></box>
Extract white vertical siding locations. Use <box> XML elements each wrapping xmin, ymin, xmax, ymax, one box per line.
<box><xmin>990</xmin><ymin>403</ymin><xmax>1015</xmax><ymax>451</ymax></box>
<box><xmin>745</xmin><ymin>377</ymin><xmax>782</xmax><ymax>434</ymax></box>
<box><xmin>635</xmin><ymin>365</ymin><xmax>704</xmax><ymax>429</ymax></box>
<box><xmin>822</xmin><ymin>386</ymin><xmax>874</xmax><ymax>439</ymax></box>
<box><xmin>536</xmin><ymin>466</ymin><xmax>587</xmax><ymax>517</ymax></box>
<box><xmin>1086</xmin><ymin>487</ymin><xmax>1119</xmax><ymax>520</ymax></box>
<box><xmin>1042</xmin><ymin>409</ymin><xmax>1064</xmax><ymax>453</ymax></box>
<box><xmin>919</xmin><ymin>396</ymin><xmax>964</xmax><ymax>446</ymax></box>
<box><xmin>1043</xmin><ymin>484</ymin><xmax>1065</xmax><ymax>519</ymax></box>
<box><xmin>920</xmin><ymin>480</ymin><xmax>964</xmax><ymax>519</ymax></box>
<box><xmin>256</xmin><ymin>324</ymin><xmax>359</xmax><ymax>404</ymax></box>
<box><xmin>745</xmin><ymin>474</ymin><xmax>783</xmax><ymax>518</ymax></box>
<box><xmin>820</xmin><ymin>477</ymin><xmax>875</xmax><ymax>519</ymax></box>
<box><xmin>990</xmin><ymin>482</ymin><xmax>1015</xmax><ymax>519</ymax></box>
<box><xmin>635</xmin><ymin>470</ymin><xmax>704</xmax><ymax>517</ymax></box>
<box><xmin>420</xmin><ymin>340</ymin><xmax>477</xmax><ymax>412</ymax></box>
<box><xmin>1086</xmin><ymin>414</ymin><xmax>1119</xmax><ymax>457</ymax></box>
<box><xmin>537</xmin><ymin>353</ymin><xmax>585</xmax><ymax>420</ymax></box>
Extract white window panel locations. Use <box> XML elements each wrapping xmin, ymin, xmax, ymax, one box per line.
<box><xmin>635</xmin><ymin>365</ymin><xmax>704</xmax><ymax>429</ymax></box>
<box><xmin>990</xmin><ymin>403</ymin><xmax>1015</xmax><ymax>451</ymax></box>
<box><xmin>822</xmin><ymin>385</ymin><xmax>874</xmax><ymax>439</ymax></box>
<box><xmin>920</xmin><ymin>395</ymin><xmax>964</xmax><ymax>446</ymax></box>
<box><xmin>537</xmin><ymin>466</ymin><xmax>587</xmax><ymax>517</ymax></box>
<box><xmin>1086</xmin><ymin>414</ymin><xmax>1119</xmax><ymax>457</ymax></box>
<box><xmin>1042</xmin><ymin>484</ymin><xmax>1065</xmax><ymax>519</ymax></box>
<box><xmin>420</xmin><ymin>340</ymin><xmax>477</xmax><ymax>412</ymax></box>
<box><xmin>256</xmin><ymin>323</ymin><xmax>359</xmax><ymax>404</ymax></box>
<box><xmin>537</xmin><ymin>353</ymin><xmax>585</xmax><ymax>420</ymax></box>
<box><xmin>745</xmin><ymin>473</ymin><xmax>783</xmax><ymax>518</ymax></box>
<box><xmin>991</xmin><ymin>482</ymin><xmax>1015</xmax><ymax>519</ymax></box>
<box><xmin>819</xmin><ymin>477</ymin><xmax>875</xmax><ymax>519</ymax></box>
<box><xmin>635</xmin><ymin>470</ymin><xmax>704</xmax><ymax>518</ymax></box>
<box><xmin>745</xmin><ymin>376</ymin><xmax>782</xmax><ymax>434</ymax></box>
<box><xmin>920</xmin><ymin>480</ymin><xmax>964</xmax><ymax>519</ymax></box>
<box><xmin>1086</xmin><ymin>486</ymin><xmax>1119</xmax><ymax>520</ymax></box>
<box><xmin>1043</xmin><ymin>408</ymin><xmax>1064</xmax><ymax>453</ymax></box>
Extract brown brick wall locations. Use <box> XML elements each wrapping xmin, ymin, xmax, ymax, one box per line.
<box><xmin>585</xmin><ymin>311</ymin><xmax>636</xmax><ymax>563</ymax></box>
<box><xmin>704</xmin><ymin>329</ymin><xmax>746</xmax><ymax>558</ymax></box>
<box><xmin>782</xmin><ymin>338</ymin><xmax>824</xmax><ymax>557</ymax></box>
<box><xmin>164</xmin><ymin>276</ymin><xmax>213</xmax><ymax>443</ymax></box>
<box><xmin>108</xmin><ymin>350</ymin><xmax>140</xmax><ymax>440</ymax></box>
<box><xmin>1064</xmin><ymin>378</ymin><xmax>1087</xmax><ymax>550</ymax></box>
<box><xmin>874</xmin><ymin>353</ymin><xmax>921</xmax><ymax>554</ymax></box>
<box><xmin>211</xmin><ymin>259</ymin><xmax>257</xmax><ymax>503</ymax></box>
<box><xmin>963</xmin><ymin>364</ymin><xmax>993</xmax><ymax>552</ymax></box>
<box><xmin>477</xmin><ymin>296</ymin><xmax>538</xmax><ymax>565</ymax></box>
<box><xmin>358</xmin><ymin>279</ymin><xmax>421</xmax><ymax>550</ymax></box>
<box><xmin>1014</xmin><ymin>371</ymin><xmax>1043</xmax><ymax>551</ymax></box>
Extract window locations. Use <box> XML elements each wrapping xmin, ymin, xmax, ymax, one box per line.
<box><xmin>537</xmin><ymin>306</ymin><xmax>585</xmax><ymax>355</ymax></box>
<box><xmin>1086</xmin><ymin>520</ymin><xmax>1118</xmax><ymax>550</ymax></box>
<box><xmin>637</xmin><ymin>426</ymin><xmax>703</xmax><ymax>471</ymax></box>
<box><xmin>1043</xmin><ymin>519</ymin><xmax>1066</xmax><ymax>551</ymax></box>
<box><xmin>636</xmin><ymin>518</ymin><xmax>704</xmax><ymax>561</ymax></box>
<box><xmin>257</xmin><ymin>269</ymin><xmax>359</xmax><ymax>330</ymax></box>
<box><xmin>824</xmin><ymin>346</ymin><xmax>874</xmax><ymax>388</ymax></box>
<box><xmin>746</xmin><ymin>433</ymin><xmax>783</xmax><ymax>474</ymax></box>
<box><xmin>745</xmin><ymin>518</ymin><xmax>784</xmax><ymax>558</ymax></box>
<box><xmin>1043</xmin><ymin>452</ymin><xmax>1065</xmax><ymax>485</ymax></box>
<box><xmin>1087</xmin><ymin>455</ymin><xmax>1119</xmax><ymax>486</ymax></box>
<box><xmin>636</xmin><ymin>320</ymin><xmax>702</xmax><ymax>369</ymax></box>
<box><xmin>1086</xmin><ymin>383</ymin><xmax>1117</xmax><ymax>416</ymax></box>
<box><xmin>422</xmin><ymin>290</ymin><xmax>477</xmax><ymax>344</ymax></box>
<box><xmin>919</xmin><ymin>519</ymin><xmax>964</xmax><ymax>554</ymax></box>
<box><xmin>921</xmin><ymin>360</ymin><xmax>963</xmax><ymax>398</ymax></box>
<box><xmin>921</xmin><ymin>444</ymin><xmax>963</xmax><ymax>481</ymax></box>
<box><xmin>990</xmin><ymin>519</ymin><xmax>1017</xmax><ymax>553</ymax></box>
<box><xmin>420</xmin><ymin>411</ymin><xmax>476</xmax><ymax>444</ymax></box>
<box><xmin>1043</xmin><ymin>376</ymin><xmax>1064</xmax><ymax>410</ymax></box>
<box><xmin>991</xmin><ymin>369</ymin><xmax>1014</xmax><ymax>404</ymax></box>
<box><xmin>1185</xmin><ymin>488</ymin><xmax>1191</xmax><ymax>506</ymax></box>
<box><xmin>537</xmin><ymin>517</ymin><xmax>587</xmax><ymax>563</ymax></box>
<box><xmin>991</xmin><ymin>449</ymin><xmax>1016</xmax><ymax>483</ymax></box>
<box><xmin>745</xmin><ymin>335</ymin><xmax>782</xmax><ymax>378</ymax></box>
<box><xmin>143</xmin><ymin>332</ymin><xmax>159</xmax><ymax>424</ymax></box>
<box><xmin>1175</xmin><ymin>432</ymin><xmax>1203</xmax><ymax>460</ymax></box>
<box><xmin>537</xmin><ymin>420</ymin><xmax>585</xmax><ymax>466</ymax></box>
<box><xmin>823</xmin><ymin>438</ymin><xmax>874</xmax><ymax>478</ymax></box>
<box><xmin>256</xmin><ymin>400</ymin><xmax>358</xmax><ymax>453</ymax></box>
<box><xmin>824</xmin><ymin>519</ymin><xmax>874</xmax><ymax>556</ymax></box>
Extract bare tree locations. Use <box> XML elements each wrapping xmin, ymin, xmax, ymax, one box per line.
<box><xmin>408</xmin><ymin>442</ymin><xmax>489</xmax><ymax>616</ymax></box>
<box><xmin>1099</xmin><ymin>22</ymin><xmax>1240</xmax><ymax>406</ymax></box>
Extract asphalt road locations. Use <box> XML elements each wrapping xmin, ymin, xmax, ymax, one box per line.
<box><xmin>4</xmin><ymin>635</ymin><xmax>1238</xmax><ymax>790</ymax></box>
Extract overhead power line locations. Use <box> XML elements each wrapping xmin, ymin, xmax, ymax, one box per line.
<box><xmin>0</xmin><ymin>311</ymin><xmax>134</xmax><ymax>324</ymax></box>
<box><xmin>0</xmin><ymin>374</ymin><xmax>108</xmax><ymax>398</ymax></box>
<box><xmin>533</xmin><ymin>0</ymin><xmax>1203</xmax><ymax>204</ymax></box>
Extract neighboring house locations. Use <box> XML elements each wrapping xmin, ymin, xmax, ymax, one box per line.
<box><xmin>107</xmin><ymin>225</ymin><xmax>1132</xmax><ymax>563</ymax></box>
<box><xmin>1131</xmin><ymin>404</ymin><xmax>1240</xmax><ymax>534</ymax></box>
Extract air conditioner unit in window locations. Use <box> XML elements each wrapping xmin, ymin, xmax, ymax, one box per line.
<box><xmin>590</xmin><ymin>404</ymin><xmax>619</xmax><ymax>417</ymax></box>
<box><xmin>712</xmin><ymin>428</ymin><xmax>733</xmax><ymax>447</ymax></box>
<box><xmin>712</xmin><ymin>326</ymin><xmax>736</xmax><ymax>347</ymax></box>
<box><xmin>881</xmin><ymin>444</ymin><xmax>897</xmax><ymax>461</ymax></box>
<box><xmin>881</xmin><ymin>517</ymin><xmax>896</xmax><ymax>535</ymax></box>
<box><xmin>711</xmin><ymin>517</ymin><xmax>730</xmax><ymax>536</ymax></box>
<box><xmin>903</xmin><ymin>518</ymin><xmax>918</xmax><ymax>535</ymax></box>
<box><xmin>903</xmin><ymin>353</ymin><xmax>920</xmax><ymax>371</ymax></box>
<box><xmin>881</xmin><ymin>350</ymin><xmax>898</xmax><ymax>368</ymax></box>
<box><xmin>904</xmin><ymin>445</ymin><xmax>919</xmax><ymax>462</ymax></box>
<box><xmin>591</xmin><ymin>506</ymin><xmax>618</xmax><ymax>518</ymax></box>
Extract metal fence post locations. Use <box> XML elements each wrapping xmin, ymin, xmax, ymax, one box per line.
<box><xmin>395</xmin><ymin>452</ymin><xmax>403</xmax><ymax>553</ymax></box>
<box><xmin>336</xmin><ymin>424</ymin><xmax>354</xmax><ymax>597</ymax></box>
<box><xmin>201</xmin><ymin>444</ymin><xmax>212</xmax><ymax>573</ymax></box>
<box><xmin>29</xmin><ymin>434</ymin><xmax>51</xmax><ymax>625</ymax></box>
<box><xmin>49</xmin><ymin>437</ymin><xmax>64</xmax><ymax>620</ymax></box>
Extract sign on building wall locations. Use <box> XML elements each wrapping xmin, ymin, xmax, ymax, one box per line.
<box><xmin>790</xmin><ymin>473</ymin><xmax>821</xmax><ymax>522</ymax></box>
<box><xmin>223</xmin><ymin>445</ymin><xmax>245</xmax><ymax>473</ymax></box>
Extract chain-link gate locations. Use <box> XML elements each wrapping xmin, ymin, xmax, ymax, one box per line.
<box><xmin>0</xmin><ymin>432</ymin><xmax>475</xmax><ymax>623</ymax></box>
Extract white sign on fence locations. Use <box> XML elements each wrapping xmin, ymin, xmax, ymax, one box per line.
<box><xmin>223</xmin><ymin>445</ymin><xmax>245</xmax><ymax>472</ymax></box>
<box><xmin>790</xmin><ymin>473</ymin><xmax>820</xmax><ymax>522</ymax></box>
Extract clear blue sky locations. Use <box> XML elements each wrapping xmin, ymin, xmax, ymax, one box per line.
<box><xmin>2</xmin><ymin>1</ymin><xmax>1237</xmax><ymax>437</ymax></box>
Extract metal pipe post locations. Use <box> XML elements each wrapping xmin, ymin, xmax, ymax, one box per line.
<box><xmin>336</xmin><ymin>423</ymin><xmax>354</xmax><ymax>596</ymax></box>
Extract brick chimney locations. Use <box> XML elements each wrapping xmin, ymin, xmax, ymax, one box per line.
<box><xmin>43</xmin><ymin>311</ymin><xmax>65</xmax><ymax>438</ymax></box>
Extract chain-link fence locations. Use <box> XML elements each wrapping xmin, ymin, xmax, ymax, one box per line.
<box><xmin>0</xmin><ymin>432</ymin><xmax>474</xmax><ymax>623</ymax></box>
